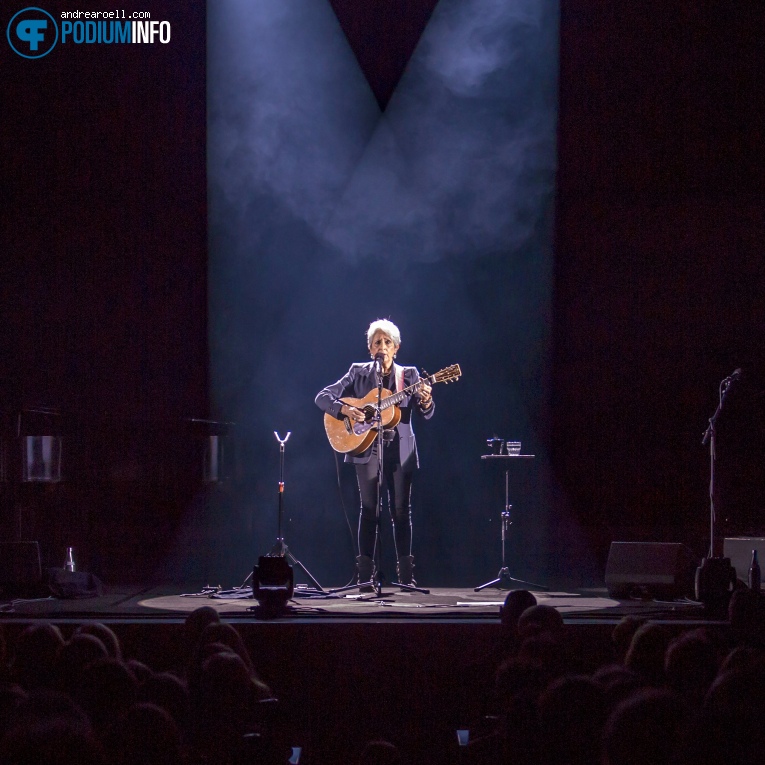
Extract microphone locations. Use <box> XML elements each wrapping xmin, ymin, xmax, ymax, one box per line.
<box><xmin>724</xmin><ymin>368</ymin><xmax>743</xmax><ymax>383</ymax></box>
<box><xmin>373</xmin><ymin>353</ymin><xmax>385</xmax><ymax>371</ymax></box>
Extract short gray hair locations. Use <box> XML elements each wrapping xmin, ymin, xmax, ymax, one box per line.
<box><xmin>366</xmin><ymin>319</ymin><xmax>401</xmax><ymax>349</ymax></box>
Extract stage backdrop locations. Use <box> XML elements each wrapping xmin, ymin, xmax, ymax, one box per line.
<box><xmin>207</xmin><ymin>0</ymin><xmax>568</xmax><ymax>588</ymax></box>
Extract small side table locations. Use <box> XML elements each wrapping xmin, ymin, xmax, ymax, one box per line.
<box><xmin>474</xmin><ymin>454</ymin><xmax>547</xmax><ymax>592</ymax></box>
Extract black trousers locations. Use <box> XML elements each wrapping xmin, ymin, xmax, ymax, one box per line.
<box><xmin>355</xmin><ymin>451</ymin><xmax>413</xmax><ymax>561</ymax></box>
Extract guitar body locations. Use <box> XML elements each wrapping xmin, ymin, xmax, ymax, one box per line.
<box><xmin>323</xmin><ymin>389</ymin><xmax>402</xmax><ymax>455</ymax></box>
<box><xmin>322</xmin><ymin>363</ymin><xmax>461</xmax><ymax>455</ymax></box>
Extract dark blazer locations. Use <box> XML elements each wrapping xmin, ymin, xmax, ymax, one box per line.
<box><xmin>315</xmin><ymin>361</ymin><xmax>435</xmax><ymax>469</ymax></box>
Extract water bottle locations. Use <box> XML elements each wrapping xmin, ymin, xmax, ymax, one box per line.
<box><xmin>65</xmin><ymin>547</ymin><xmax>76</xmax><ymax>573</ymax></box>
<box><xmin>748</xmin><ymin>549</ymin><xmax>760</xmax><ymax>592</ymax></box>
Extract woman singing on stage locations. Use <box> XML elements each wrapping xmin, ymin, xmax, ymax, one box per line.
<box><xmin>315</xmin><ymin>319</ymin><xmax>434</xmax><ymax>590</ymax></box>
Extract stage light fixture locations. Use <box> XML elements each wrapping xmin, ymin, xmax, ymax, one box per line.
<box><xmin>252</xmin><ymin>555</ymin><xmax>294</xmax><ymax>614</ymax></box>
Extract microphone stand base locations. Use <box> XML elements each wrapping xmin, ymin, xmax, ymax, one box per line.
<box><xmin>391</xmin><ymin>580</ymin><xmax>430</xmax><ymax>594</ymax></box>
<box><xmin>474</xmin><ymin>567</ymin><xmax>548</xmax><ymax>592</ymax></box>
<box><xmin>327</xmin><ymin>579</ymin><xmax>377</xmax><ymax>595</ymax></box>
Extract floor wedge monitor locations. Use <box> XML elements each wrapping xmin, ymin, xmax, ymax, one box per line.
<box><xmin>605</xmin><ymin>542</ymin><xmax>698</xmax><ymax>600</ymax></box>
<box><xmin>0</xmin><ymin>541</ymin><xmax>43</xmax><ymax>597</ymax></box>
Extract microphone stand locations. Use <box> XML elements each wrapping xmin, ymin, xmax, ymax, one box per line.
<box><xmin>331</xmin><ymin>357</ymin><xmax>430</xmax><ymax>596</ymax></box>
<box><xmin>266</xmin><ymin>431</ymin><xmax>325</xmax><ymax>594</ymax></box>
<box><xmin>372</xmin><ymin>360</ymin><xmax>385</xmax><ymax>596</ymax></box>
<box><xmin>375</xmin><ymin>361</ymin><xmax>430</xmax><ymax>596</ymax></box>
<box><xmin>695</xmin><ymin>370</ymin><xmax>742</xmax><ymax>614</ymax></box>
<box><xmin>335</xmin><ymin>358</ymin><xmax>385</xmax><ymax>596</ymax></box>
<box><xmin>701</xmin><ymin>371</ymin><xmax>740</xmax><ymax>558</ymax></box>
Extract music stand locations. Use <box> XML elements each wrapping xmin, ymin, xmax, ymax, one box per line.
<box><xmin>475</xmin><ymin>454</ymin><xmax>548</xmax><ymax>592</ymax></box>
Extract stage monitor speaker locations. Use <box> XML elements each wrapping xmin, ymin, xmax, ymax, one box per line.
<box><xmin>605</xmin><ymin>542</ymin><xmax>698</xmax><ymax>600</ymax></box>
<box><xmin>0</xmin><ymin>541</ymin><xmax>43</xmax><ymax>598</ymax></box>
<box><xmin>723</xmin><ymin>537</ymin><xmax>765</xmax><ymax>582</ymax></box>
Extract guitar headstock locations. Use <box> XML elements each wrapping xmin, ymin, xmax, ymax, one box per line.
<box><xmin>424</xmin><ymin>364</ymin><xmax>462</xmax><ymax>385</ymax></box>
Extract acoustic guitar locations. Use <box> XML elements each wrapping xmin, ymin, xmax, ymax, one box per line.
<box><xmin>323</xmin><ymin>364</ymin><xmax>462</xmax><ymax>455</ymax></box>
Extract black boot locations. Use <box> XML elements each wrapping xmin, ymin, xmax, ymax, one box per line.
<box><xmin>397</xmin><ymin>555</ymin><xmax>416</xmax><ymax>587</ymax></box>
<box><xmin>356</xmin><ymin>555</ymin><xmax>375</xmax><ymax>593</ymax></box>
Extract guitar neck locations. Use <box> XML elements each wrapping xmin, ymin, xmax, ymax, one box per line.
<box><xmin>378</xmin><ymin>375</ymin><xmax>434</xmax><ymax>411</ymax></box>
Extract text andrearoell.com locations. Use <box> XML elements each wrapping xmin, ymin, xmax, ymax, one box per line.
<box><xmin>61</xmin><ymin>10</ymin><xmax>152</xmax><ymax>20</ymax></box>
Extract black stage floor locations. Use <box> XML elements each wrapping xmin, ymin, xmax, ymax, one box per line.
<box><xmin>0</xmin><ymin>583</ymin><xmax>721</xmax><ymax>625</ymax></box>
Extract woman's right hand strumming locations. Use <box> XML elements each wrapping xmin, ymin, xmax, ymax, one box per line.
<box><xmin>341</xmin><ymin>404</ymin><xmax>365</xmax><ymax>423</ymax></box>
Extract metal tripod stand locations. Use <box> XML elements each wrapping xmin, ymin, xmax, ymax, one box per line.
<box><xmin>475</xmin><ymin>454</ymin><xmax>547</xmax><ymax>592</ymax></box>
<box><xmin>265</xmin><ymin>431</ymin><xmax>325</xmax><ymax>595</ymax></box>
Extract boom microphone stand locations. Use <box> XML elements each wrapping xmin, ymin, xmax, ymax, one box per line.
<box><xmin>695</xmin><ymin>369</ymin><xmax>743</xmax><ymax>614</ymax></box>
<box><xmin>701</xmin><ymin>369</ymin><xmax>742</xmax><ymax>558</ymax></box>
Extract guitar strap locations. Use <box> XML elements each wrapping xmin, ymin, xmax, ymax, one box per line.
<box><xmin>395</xmin><ymin>364</ymin><xmax>404</xmax><ymax>394</ymax></box>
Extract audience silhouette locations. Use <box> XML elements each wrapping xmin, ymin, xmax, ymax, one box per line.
<box><xmin>0</xmin><ymin>600</ymin><xmax>762</xmax><ymax>764</ymax></box>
